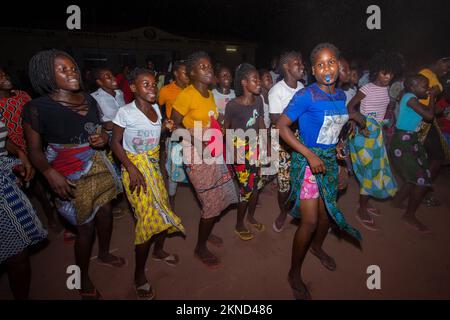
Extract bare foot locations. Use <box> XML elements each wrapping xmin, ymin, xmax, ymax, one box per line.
<box><xmin>97</xmin><ymin>253</ymin><xmax>127</xmax><ymax>268</ymax></box>
<box><xmin>208</xmin><ymin>234</ymin><xmax>223</xmax><ymax>248</ymax></box>
<box><xmin>402</xmin><ymin>215</ymin><xmax>430</xmax><ymax>233</ymax></box>
<box><xmin>287</xmin><ymin>272</ymin><xmax>311</xmax><ymax>300</ymax></box>
<box><xmin>194</xmin><ymin>247</ymin><xmax>220</xmax><ymax>268</ymax></box>
<box><xmin>310</xmin><ymin>247</ymin><xmax>336</xmax><ymax>271</ymax></box>
<box><xmin>391</xmin><ymin>200</ymin><xmax>407</xmax><ymax>210</ymax></box>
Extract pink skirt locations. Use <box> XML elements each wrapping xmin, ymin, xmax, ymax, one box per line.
<box><xmin>300</xmin><ymin>166</ymin><xmax>320</xmax><ymax>200</ymax></box>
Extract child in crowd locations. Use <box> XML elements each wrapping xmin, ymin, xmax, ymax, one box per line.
<box><xmin>347</xmin><ymin>51</ymin><xmax>398</xmax><ymax>231</ymax></box>
<box><xmin>390</xmin><ymin>74</ymin><xmax>436</xmax><ymax>233</ymax></box>
<box><xmin>111</xmin><ymin>68</ymin><xmax>184</xmax><ymax>299</ymax></box>
<box><xmin>212</xmin><ymin>65</ymin><xmax>236</xmax><ymax>125</ymax></box>
<box><xmin>277</xmin><ymin>43</ymin><xmax>361</xmax><ymax>299</ymax></box>
<box><xmin>224</xmin><ymin>63</ymin><xmax>267</xmax><ymax>240</ymax></box>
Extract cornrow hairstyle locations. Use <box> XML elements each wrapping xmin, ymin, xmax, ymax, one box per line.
<box><xmin>234</xmin><ymin>63</ymin><xmax>257</xmax><ymax>97</ymax></box>
<box><xmin>310</xmin><ymin>43</ymin><xmax>340</xmax><ymax>65</ymax></box>
<box><xmin>128</xmin><ymin>68</ymin><xmax>155</xmax><ymax>85</ymax></box>
<box><xmin>28</xmin><ymin>49</ymin><xmax>82</xmax><ymax>96</ymax></box>
<box><xmin>278</xmin><ymin>51</ymin><xmax>302</xmax><ymax>78</ymax></box>
<box><xmin>186</xmin><ymin>51</ymin><xmax>210</xmax><ymax>78</ymax></box>
<box><xmin>368</xmin><ymin>51</ymin><xmax>399</xmax><ymax>82</ymax></box>
<box><xmin>404</xmin><ymin>73</ymin><xmax>428</xmax><ymax>93</ymax></box>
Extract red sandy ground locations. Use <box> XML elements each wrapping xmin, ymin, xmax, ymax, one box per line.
<box><xmin>1</xmin><ymin>170</ymin><xmax>449</xmax><ymax>300</ymax></box>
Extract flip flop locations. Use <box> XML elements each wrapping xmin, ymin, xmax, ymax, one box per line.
<box><xmin>247</xmin><ymin>222</ymin><xmax>266</xmax><ymax>232</ymax></box>
<box><xmin>135</xmin><ymin>282</ymin><xmax>155</xmax><ymax>300</ymax></box>
<box><xmin>355</xmin><ymin>213</ymin><xmax>379</xmax><ymax>231</ymax></box>
<box><xmin>194</xmin><ymin>252</ymin><xmax>221</xmax><ymax>269</ymax></box>
<box><xmin>79</xmin><ymin>287</ymin><xmax>102</xmax><ymax>300</ymax></box>
<box><xmin>272</xmin><ymin>221</ymin><xmax>283</xmax><ymax>233</ymax></box>
<box><xmin>234</xmin><ymin>229</ymin><xmax>254</xmax><ymax>241</ymax></box>
<box><xmin>367</xmin><ymin>206</ymin><xmax>381</xmax><ymax>216</ymax></box>
<box><xmin>152</xmin><ymin>253</ymin><xmax>179</xmax><ymax>267</ymax></box>
<box><xmin>97</xmin><ymin>256</ymin><xmax>128</xmax><ymax>268</ymax></box>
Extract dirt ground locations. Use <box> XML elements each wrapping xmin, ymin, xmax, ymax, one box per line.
<box><xmin>1</xmin><ymin>168</ymin><xmax>450</xmax><ymax>300</ymax></box>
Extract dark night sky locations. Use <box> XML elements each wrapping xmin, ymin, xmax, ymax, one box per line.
<box><xmin>2</xmin><ymin>0</ymin><xmax>449</xmax><ymax>68</ymax></box>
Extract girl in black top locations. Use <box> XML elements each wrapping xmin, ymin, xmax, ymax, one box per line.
<box><xmin>23</xmin><ymin>50</ymin><xmax>125</xmax><ymax>299</ymax></box>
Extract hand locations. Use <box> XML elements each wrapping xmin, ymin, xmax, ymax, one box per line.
<box><xmin>336</xmin><ymin>142</ymin><xmax>347</xmax><ymax>161</ymax></box>
<box><xmin>360</xmin><ymin>127</ymin><xmax>370</xmax><ymax>137</ymax></box>
<box><xmin>89</xmin><ymin>133</ymin><xmax>108</xmax><ymax>148</ymax></box>
<box><xmin>354</xmin><ymin>113</ymin><xmax>366</xmax><ymax>128</ymax></box>
<box><xmin>125</xmin><ymin>164</ymin><xmax>147</xmax><ymax>195</ymax></box>
<box><xmin>44</xmin><ymin>168</ymin><xmax>75</xmax><ymax>200</ymax></box>
<box><xmin>429</xmin><ymin>85</ymin><xmax>440</xmax><ymax>97</ymax></box>
<box><xmin>347</xmin><ymin>121</ymin><xmax>357</xmax><ymax>138</ymax></box>
<box><xmin>307</xmin><ymin>152</ymin><xmax>326</xmax><ymax>174</ymax></box>
<box><xmin>17</xmin><ymin>151</ymin><xmax>35</xmax><ymax>181</ymax></box>
<box><xmin>164</xmin><ymin>119</ymin><xmax>175</xmax><ymax>132</ymax></box>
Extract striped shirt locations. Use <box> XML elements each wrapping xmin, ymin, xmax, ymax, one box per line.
<box><xmin>360</xmin><ymin>83</ymin><xmax>390</xmax><ymax>122</ymax></box>
<box><xmin>0</xmin><ymin>121</ymin><xmax>8</xmax><ymax>156</ymax></box>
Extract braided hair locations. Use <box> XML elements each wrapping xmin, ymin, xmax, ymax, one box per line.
<box><xmin>186</xmin><ymin>51</ymin><xmax>210</xmax><ymax>78</ymax></box>
<box><xmin>310</xmin><ymin>43</ymin><xmax>340</xmax><ymax>65</ymax></box>
<box><xmin>28</xmin><ymin>49</ymin><xmax>82</xmax><ymax>96</ymax></box>
<box><xmin>277</xmin><ymin>51</ymin><xmax>302</xmax><ymax>78</ymax></box>
<box><xmin>234</xmin><ymin>63</ymin><xmax>257</xmax><ymax>97</ymax></box>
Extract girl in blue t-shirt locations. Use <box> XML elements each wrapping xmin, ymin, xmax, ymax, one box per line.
<box><xmin>277</xmin><ymin>43</ymin><xmax>361</xmax><ymax>300</ymax></box>
<box><xmin>390</xmin><ymin>74</ymin><xmax>437</xmax><ymax>233</ymax></box>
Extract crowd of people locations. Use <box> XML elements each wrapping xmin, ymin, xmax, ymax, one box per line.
<box><xmin>0</xmin><ymin>43</ymin><xmax>449</xmax><ymax>300</ymax></box>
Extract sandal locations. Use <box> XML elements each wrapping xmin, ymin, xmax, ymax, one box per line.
<box><xmin>367</xmin><ymin>206</ymin><xmax>381</xmax><ymax>216</ymax></box>
<box><xmin>247</xmin><ymin>222</ymin><xmax>266</xmax><ymax>232</ymax></box>
<box><xmin>97</xmin><ymin>255</ymin><xmax>128</xmax><ymax>268</ymax></box>
<box><xmin>272</xmin><ymin>221</ymin><xmax>283</xmax><ymax>233</ymax></box>
<box><xmin>355</xmin><ymin>210</ymin><xmax>379</xmax><ymax>231</ymax></box>
<box><xmin>135</xmin><ymin>282</ymin><xmax>155</xmax><ymax>300</ymax></box>
<box><xmin>234</xmin><ymin>229</ymin><xmax>254</xmax><ymax>241</ymax></box>
<box><xmin>152</xmin><ymin>253</ymin><xmax>179</xmax><ymax>267</ymax></box>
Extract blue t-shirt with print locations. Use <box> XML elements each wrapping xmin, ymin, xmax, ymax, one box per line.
<box><xmin>283</xmin><ymin>83</ymin><xmax>349</xmax><ymax>149</ymax></box>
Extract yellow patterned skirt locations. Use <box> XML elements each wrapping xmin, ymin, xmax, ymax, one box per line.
<box><xmin>122</xmin><ymin>146</ymin><xmax>185</xmax><ymax>245</ymax></box>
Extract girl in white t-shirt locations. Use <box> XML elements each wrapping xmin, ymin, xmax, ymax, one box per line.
<box><xmin>111</xmin><ymin>68</ymin><xmax>185</xmax><ymax>300</ymax></box>
<box><xmin>212</xmin><ymin>65</ymin><xmax>236</xmax><ymax>124</ymax></box>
